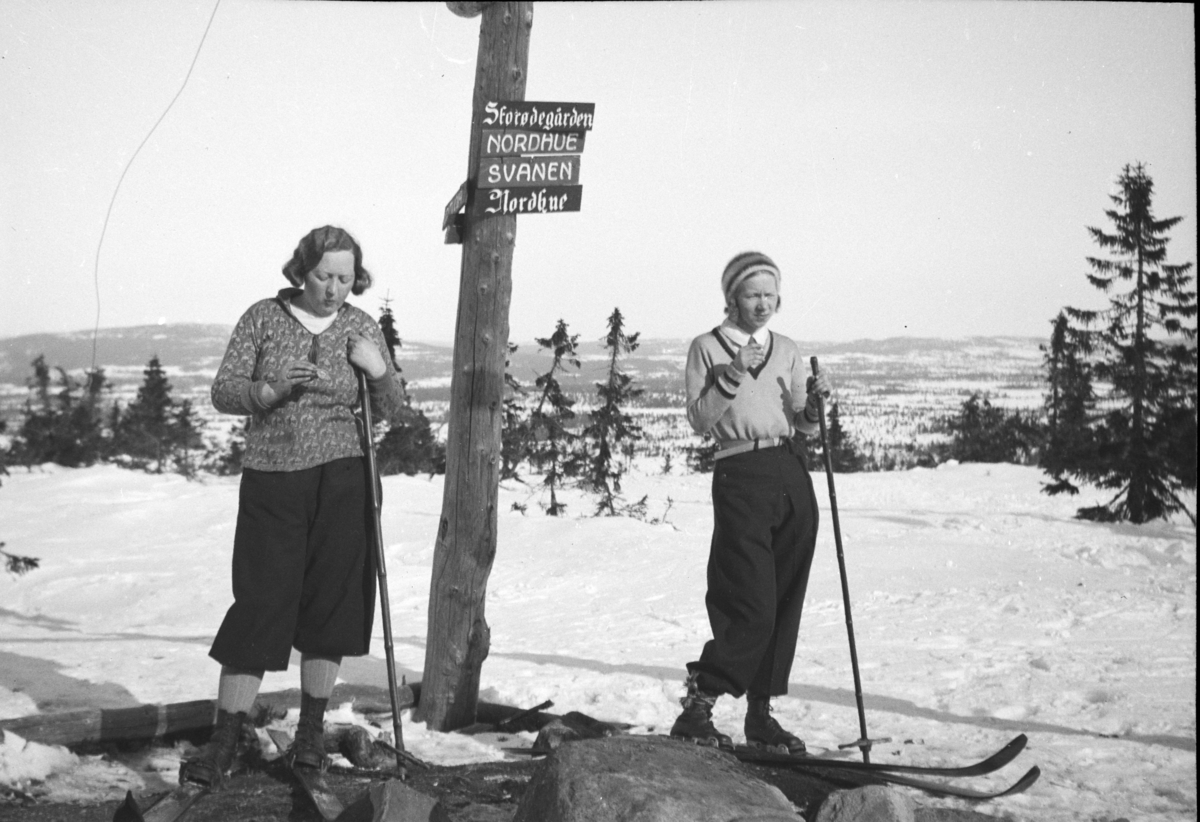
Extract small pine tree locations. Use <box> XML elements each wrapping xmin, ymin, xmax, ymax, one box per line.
<box><xmin>531</xmin><ymin>320</ymin><xmax>581</xmax><ymax>516</ymax></box>
<box><xmin>826</xmin><ymin>400</ymin><xmax>865</xmax><ymax>472</ymax></box>
<box><xmin>1062</xmin><ymin>163</ymin><xmax>1197</xmax><ymax>523</ymax></box>
<box><xmin>15</xmin><ymin>356</ymin><xmax>65</xmax><ymax>466</ymax></box>
<box><xmin>77</xmin><ymin>368</ymin><xmax>112</xmax><ymax>460</ymax></box>
<box><xmin>209</xmin><ymin>419</ymin><xmax>247</xmax><ymax>476</ymax></box>
<box><xmin>172</xmin><ymin>399</ymin><xmax>205</xmax><ymax>479</ymax></box>
<box><xmin>114</xmin><ymin>355</ymin><xmax>177</xmax><ymax>473</ymax></box>
<box><xmin>378</xmin><ymin>295</ymin><xmax>403</xmax><ymax>368</ymax></box>
<box><xmin>377</xmin><ymin>415</ymin><xmax>445</xmax><ymax>476</ymax></box>
<box><xmin>373</xmin><ymin>300</ymin><xmax>446</xmax><ymax>477</ymax></box>
<box><xmin>500</xmin><ymin>342</ymin><xmax>533</xmax><ymax>481</ymax></box>
<box><xmin>946</xmin><ymin>393</ymin><xmax>1042</xmax><ymax>464</ymax></box>
<box><xmin>14</xmin><ymin>357</ymin><xmax>109</xmax><ymax>467</ymax></box>
<box><xmin>793</xmin><ymin>412</ymin><xmax>824</xmax><ymax>473</ymax></box>
<box><xmin>377</xmin><ymin>296</ymin><xmax>410</xmax><ymax>402</ymax></box>
<box><xmin>1039</xmin><ymin>312</ymin><xmax>1098</xmax><ymax>495</ymax></box>
<box><xmin>581</xmin><ymin>308</ymin><xmax>644</xmax><ymax>515</ymax></box>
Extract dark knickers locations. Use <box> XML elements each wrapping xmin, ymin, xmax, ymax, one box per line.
<box><xmin>688</xmin><ymin>441</ymin><xmax>819</xmax><ymax>697</ymax></box>
<box><xmin>209</xmin><ymin>457</ymin><xmax>376</xmax><ymax>671</ymax></box>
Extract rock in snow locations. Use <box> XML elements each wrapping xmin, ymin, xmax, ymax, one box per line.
<box><xmin>511</xmin><ymin>735</ymin><xmax>797</xmax><ymax>822</ymax></box>
<box><xmin>815</xmin><ymin>785</ymin><xmax>914</xmax><ymax>822</ymax></box>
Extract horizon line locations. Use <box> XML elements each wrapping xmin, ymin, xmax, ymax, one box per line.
<box><xmin>0</xmin><ymin>322</ymin><xmax>1049</xmax><ymax>348</ymax></box>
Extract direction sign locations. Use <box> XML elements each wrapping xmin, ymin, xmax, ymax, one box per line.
<box><xmin>481</xmin><ymin>129</ymin><xmax>586</xmax><ymax>157</ymax></box>
<box><xmin>482</xmin><ymin>101</ymin><xmax>595</xmax><ymax>132</ymax></box>
<box><xmin>478</xmin><ymin>155</ymin><xmax>581</xmax><ymax>188</ymax></box>
<box><xmin>466</xmin><ymin>101</ymin><xmax>594</xmax><ymax>222</ymax></box>
<box><xmin>471</xmin><ymin>185</ymin><xmax>582</xmax><ymax>217</ymax></box>
<box><xmin>442</xmin><ymin>181</ymin><xmax>468</xmax><ymax>230</ymax></box>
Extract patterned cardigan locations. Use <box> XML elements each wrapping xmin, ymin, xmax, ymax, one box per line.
<box><xmin>211</xmin><ymin>290</ymin><xmax>405</xmax><ymax>472</ymax></box>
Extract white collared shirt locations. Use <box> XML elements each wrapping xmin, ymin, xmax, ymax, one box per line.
<box><xmin>719</xmin><ymin>318</ymin><xmax>770</xmax><ymax>347</ymax></box>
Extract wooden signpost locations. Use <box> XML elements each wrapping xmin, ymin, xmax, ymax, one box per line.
<box><xmin>424</xmin><ymin>2</ymin><xmax>596</xmax><ymax>733</ymax></box>
<box><xmin>422</xmin><ymin>0</ymin><xmax>533</xmax><ymax>733</ymax></box>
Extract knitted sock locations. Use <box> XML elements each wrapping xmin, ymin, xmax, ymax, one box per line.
<box><xmin>217</xmin><ymin>666</ymin><xmax>264</xmax><ymax>715</ymax></box>
<box><xmin>300</xmin><ymin>654</ymin><xmax>341</xmax><ymax>700</ymax></box>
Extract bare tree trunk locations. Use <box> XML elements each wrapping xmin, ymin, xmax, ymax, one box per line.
<box><xmin>417</xmin><ymin>0</ymin><xmax>532</xmax><ymax>731</ymax></box>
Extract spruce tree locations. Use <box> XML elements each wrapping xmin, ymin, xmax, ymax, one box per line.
<box><xmin>531</xmin><ymin>320</ymin><xmax>581</xmax><ymax>515</ymax></box>
<box><xmin>1039</xmin><ymin>312</ymin><xmax>1097</xmax><ymax>495</ymax></box>
<box><xmin>376</xmin><ymin>296</ymin><xmax>410</xmax><ymax>400</ymax></box>
<box><xmin>172</xmin><ymin>399</ymin><xmax>205</xmax><ymax>479</ymax></box>
<box><xmin>210</xmin><ymin>419</ymin><xmax>247</xmax><ymax>476</ymax></box>
<box><xmin>500</xmin><ymin>342</ymin><xmax>533</xmax><ymax>481</ymax></box>
<box><xmin>115</xmin><ymin>355</ymin><xmax>177</xmax><ymax>473</ymax></box>
<box><xmin>15</xmin><ymin>357</ymin><xmax>109</xmax><ymax>467</ymax></box>
<box><xmin>60</xmin><ymin>367</ymin><xmax>111</xmax><ymax>467</ymax></box>
<box><xmin>582</xmin><ymin>308</ymin><xmax>643</xmax><ymax>515</ymax></box>
<box><xmin>378</xmin><ymin>295</ymin><xmax>403</xmax><ymax>366</ymax></box>
<box><xmin>15</xmin><ymin>356</ymin><xmax>62</xmax><ymax>466</ymax></box>
<box><xmin>946</xmin><ymin>393</ymin><xmax>1041</xmax><ymax>464</ymax></box>
<box><xmin>374</xmin><ymin>301</ymin><xmax>446</xmax><ymax>476</ymax></box>
<box><xmin>1064</xmin><ymin>163</ymin><xmax>1197</xmax><ymax>523</ymax></box>
<box><xmin>826</xmin><ymin>400</ymin><xmax>864</xmax><ymax>472</ymax></box>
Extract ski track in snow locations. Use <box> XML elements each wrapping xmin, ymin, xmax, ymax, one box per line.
<box><xmin>0</xmin><ymin>461</ymin><xmax>1194</xmax><ymax>820</ymax></box>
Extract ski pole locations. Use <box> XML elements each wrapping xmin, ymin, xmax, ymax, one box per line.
<box><xmin>810</xmin><ymin>357</ymin><xmax>887</xmax><ymax>763</ymax></box>
<box><xmin>357</xmin><ymin>369</ymin><xmax>407</xmax><ymax>767</ymax></box>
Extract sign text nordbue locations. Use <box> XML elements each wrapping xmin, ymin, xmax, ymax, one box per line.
<box><xmin>471</xmin><ymin>185</ymin><xmax>582</xmax><ymax>217</ymax></box>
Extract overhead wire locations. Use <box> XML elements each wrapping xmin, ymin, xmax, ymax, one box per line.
<box><xmin>90</xmin><ymin>0</ymin><xmax>222</xmax><ymax>372</ymax></box>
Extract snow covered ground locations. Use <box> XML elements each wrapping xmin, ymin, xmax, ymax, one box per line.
<box><xmin>0</xmin><ymin>460</ymin><xmax>1194</xmax><ymax>820</ymax></box>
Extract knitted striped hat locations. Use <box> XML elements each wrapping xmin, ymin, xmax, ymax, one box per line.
<box><xmin>721</xmin><ymin>251</ymin><xmax>780</xmax><ymax>303</ymax></box>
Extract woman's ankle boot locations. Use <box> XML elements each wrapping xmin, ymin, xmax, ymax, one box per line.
<box><xmin>179</xmin><ymin>709</ymin><xmax>245</xmax><ymax>787</ymax></box>
<box><xmin>744</xmin><ymin>695</ymin><xmax>806</xmax><ymax>754</ymax></box>
<box><xmin>291</xmin><ymin>692</ymin><xmax>328</xmax><ymax>770</ymax></box>
<box><xmin>669</xmin><ymin>673</ymin><xmax>733</xmax><ymax>751</ymax></box>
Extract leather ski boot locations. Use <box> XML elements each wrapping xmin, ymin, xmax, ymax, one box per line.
<box><xmin>669</xmin><ymin>674</ymin><xmax>733</xmax><ymax>751</ymax></box>
<box><xmin>289</xmin><ymin>692</ymin><xmax>329</xmax><ymax>770</ymax></box>
<box><xmin>744</xmin><ymin>695</ymin><xmax>806</xmax><ymax>754</ymax></box>
<box><xmin>179</xmin><ymin>709</ymin><xmax>246</xmax><ymax>787</ymax></box>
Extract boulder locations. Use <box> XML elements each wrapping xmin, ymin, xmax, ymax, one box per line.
<box><xmin>512</xmin><ymin>735</ymin><xmax>797</xmax><ymax>822</ymax></box>
<box><xmin>814</xmin><ymin>785</ymin><xmax>914</xmax><ymax>822</ymax></box>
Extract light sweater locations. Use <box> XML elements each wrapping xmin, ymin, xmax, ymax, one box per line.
<box><xmin>211</xmin><ymin>289</ymin><xmax>405</xmax><ymax>471</ymax></box>
<box><xmin>685</xmin><ymin>323</ymin><xmax>818</xmax><ymax>441</ymax></box>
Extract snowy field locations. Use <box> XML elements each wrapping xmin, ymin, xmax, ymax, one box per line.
<box><xmin>0</xmin><ymin>460</ymin><xmax>1195</xmax><ymax>820</ymax></box>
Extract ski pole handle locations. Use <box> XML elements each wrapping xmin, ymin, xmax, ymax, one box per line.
<box><xmin>809</xmin><ymin>357</ymin><xmax>828</xmax><ymax>413</ymax></box>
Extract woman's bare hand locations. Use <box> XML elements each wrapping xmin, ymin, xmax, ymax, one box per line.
<box><xmin>731</xmin><ymin>341</ymin><xmax>765</xmax><ymax>374</ymax></box>
<box><xmin>347</xmin><ymin>333</ymin><xmax>387</xmax><ymax>379</ymax></box>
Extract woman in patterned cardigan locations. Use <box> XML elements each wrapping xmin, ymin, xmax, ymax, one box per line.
<box><xmin>181</xmin><ymin>226</ymin><xmax>405</xmax><ymax>786</ymax></box>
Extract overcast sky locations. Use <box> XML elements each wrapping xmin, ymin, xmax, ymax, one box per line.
<box><xmin>2</xmin><ymin>0</ymin><xmax>1195</xmax><ymax>346</ymax></box>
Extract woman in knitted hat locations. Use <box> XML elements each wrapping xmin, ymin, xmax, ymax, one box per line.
<box><xmin>180</xmin><ymin>226</ymin><xmax>406</xmax><ymax>786</ymax></box>
<box><xmin>670</xmin><ymin>250</ymin><xmax>832</xmax><ymax>753</ymax></box>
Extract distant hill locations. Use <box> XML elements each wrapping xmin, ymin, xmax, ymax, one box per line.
<box><xmin>0</xmin><ymin>324</ymin><xmax>1045</xmax><ymax>415</ymax></box>
<box><xmin>0</xmin><ymin>324</ymin><xmax>234</xmax><ymax>381</ymax></box>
